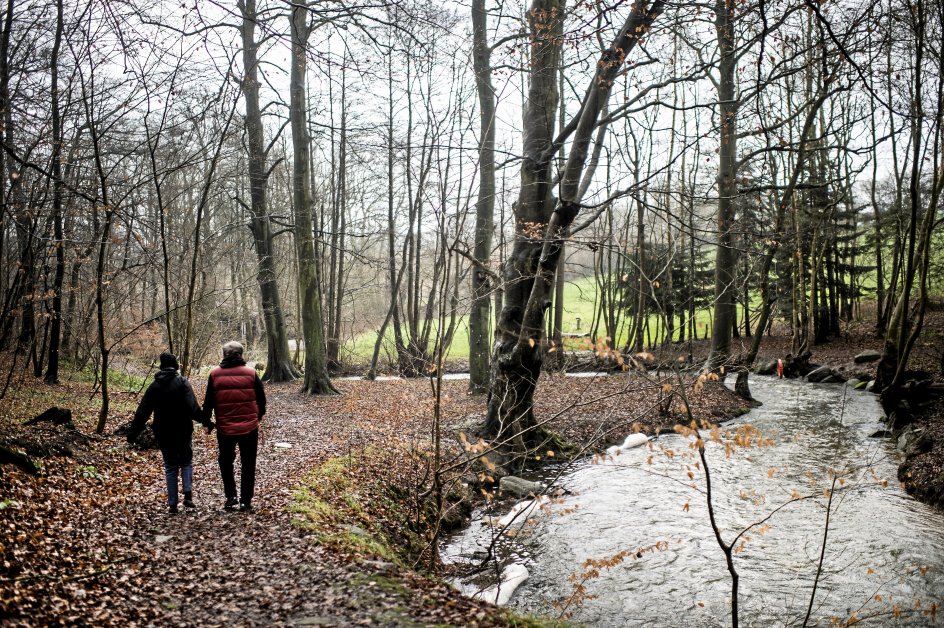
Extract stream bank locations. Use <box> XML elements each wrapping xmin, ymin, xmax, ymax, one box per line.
<box><xmin>0</xmin><ymin>367</ymin><xmax>746</xmax><ymax>625</ymax></box>
<box><xmin>444</xmin><ymin>378</ymin><xmax>944</xmax><ymax>626</ymax></box>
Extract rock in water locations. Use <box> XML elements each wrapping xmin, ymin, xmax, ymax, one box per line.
<box><xmin>806</xmin><ymin>366</ymin><xmax>837</xmax><ymax>383</ymax></box>
<box><xmin>476</xmin><ymin>563</ymin><xmax>529</xmax><ymax>606</ymax></box>
<box><xmin>606</xmin><ymin>433</ymin><xmax>650</xmax><ymax>458</ymax></box>
<box><xmin>755</xmin><ymin>360</ymin><xmax>778</xmax><ymax>376</ymax></box>
<box><xmin>854</xmin><ymin>349</ymin><xmax>882</xmax><ymax>363</ymax></box>
<box><xmin>499</xmin><ymin>476</ymin><xmax>543</xmax><ymax>497</ymax></box>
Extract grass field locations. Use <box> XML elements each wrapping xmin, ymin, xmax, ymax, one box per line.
<box><xmin>341</xmin><ymin>275</ymin><xmax>723</xmax><ymax>362</ymax></box>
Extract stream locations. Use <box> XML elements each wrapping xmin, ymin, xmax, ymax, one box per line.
<box><xmin>443</xmin><ymin>377</ymin><xmax>944</xmax><ymax>626</ymax></box>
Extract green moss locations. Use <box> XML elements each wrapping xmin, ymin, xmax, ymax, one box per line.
<box><xmin>289</xmin><ymin>451</ymin><xmax>419</xmax><ymax>563</ymax></box>
<box><xmin>351</xmin><ymin>573</ymin><xmax>408</xmax><ymax>596</ymax></box>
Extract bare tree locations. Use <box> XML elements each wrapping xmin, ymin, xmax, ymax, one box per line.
<box><xmin>485</xmin><ymin>0</ymin><xmax>664</xmax><ymax>459</ymax></box>
<box><xmin>238</xmin><ymin>0</ymin><xmax>298</xmax><ymax>382</ymax></box>
<box><xmin>290</xmin><ymin>0</ymin><xmax>337</xmax><ymax>395</ymax></box>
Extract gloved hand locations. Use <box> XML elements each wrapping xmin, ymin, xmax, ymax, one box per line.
<box><xmin>205</xmin><ymin>421</ymin><xmax>215</xmax><ymax>435</ymax></box>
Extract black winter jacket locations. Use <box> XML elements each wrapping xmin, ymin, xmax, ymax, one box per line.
<box><xmin>128</xmin><ymin>368</ymin><xmax>206</xmax><ymax>450</ymax></box>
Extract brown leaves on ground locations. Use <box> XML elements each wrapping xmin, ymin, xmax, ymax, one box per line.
<box><xmin>0</xmin><ymin>368</ymin><xmax>743</xmax><ymax>626</ymax></box>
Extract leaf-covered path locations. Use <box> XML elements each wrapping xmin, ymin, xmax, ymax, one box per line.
<box><xmin>0</xmin><ymin>381</ymin><xmax>512</xmax><ymax>627</ymax></box>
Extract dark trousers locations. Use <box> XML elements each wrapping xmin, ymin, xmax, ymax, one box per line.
<box><xmin>217</xmin><ymin>429</ymin><xmax>258</xmax><ymax>505</ymax></box>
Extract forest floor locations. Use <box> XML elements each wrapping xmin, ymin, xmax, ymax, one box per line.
<box><xmin>2</xmin><ymin>308</ymin><xmax>943</xmax><ymax>626</ymax></box>
<box><xmin>0</xmin><ymin>365</ymin><xmax>743</xmax><ymax>627</ymax></box>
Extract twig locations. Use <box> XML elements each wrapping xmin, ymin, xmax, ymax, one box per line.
<box><xmin>675</xmin><ymin>368</ymin><xmax>738</xmax><ymax>628</ymax></box>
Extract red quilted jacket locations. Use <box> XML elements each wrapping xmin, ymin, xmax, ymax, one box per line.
<box><xmin>206</xmin><ymin>364</ymin><xmax>264</xmax><ymax>435</ymax></box>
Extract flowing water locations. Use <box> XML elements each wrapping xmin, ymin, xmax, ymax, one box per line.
<box><xmin>443</xmin><ymin>378</ymin><xmax>944</xmax><ymax>626</ymax></box>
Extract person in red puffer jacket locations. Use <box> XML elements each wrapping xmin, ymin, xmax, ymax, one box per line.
<box><xmin>202</xmin><ymin>341</ymin><xmax>266</xmax><ymax>512</ymax></box>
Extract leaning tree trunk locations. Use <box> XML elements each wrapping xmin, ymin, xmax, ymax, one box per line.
<box><xmin>239</xmin><ymin>0</ymin><xmax>298</xmax><ymax>382</ymax></box>
<box><xmin>876</xmin><ymin>0</ymin><xmax>942</xmax><ymax>398</ymax></box>
<box><xmin>485</xmin><ymin>0</ymin><xmax>664</xmax><ymax>461</ymax></box>
<box><xmin>484</xmin><ymin>0</ymin><xmax>564</xmax><ymax>457</ymax></box>
<box><xmin>289</xmin><ymin>1</ymin><xmax>337</xmax><ymax>395</ymax></box>
<box><xmin>734</xmin><ymin>80</ymin><xmax>837</xmax><ymax>399</ymax></box>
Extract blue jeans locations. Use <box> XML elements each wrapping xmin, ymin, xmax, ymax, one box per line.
<box><xmin>161</xmin><ymin>449</ymin><xmax>193</xmax><ymax>507</ymax></box>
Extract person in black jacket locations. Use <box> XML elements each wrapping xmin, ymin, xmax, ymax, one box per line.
<box><xmin>128</xmin><ymin>352</ymin><xmax>213</xmax><ymax>513</ymax></box>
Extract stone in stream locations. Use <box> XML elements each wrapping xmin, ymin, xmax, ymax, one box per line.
<box><xmin>499</xmin><ymin>476</ymin><xmax>543</xmax><ymax>497</ymax></box>
<box><xmin>854</xmin><ymin>349</ymin><xmax>882</xmax><ymax>363</ymax></box>
<box><xmin>755</xmin><ymin>360</ymin><xmax>778</xmax><ymax>376</ymax></box>
<box><xmin>902</xmin><ymin>431</ymin><xmax>933</xmax><ymax>457</ymax></box>
<box><xmin>605</xmin><ymin>433</ymin><xmax>650</xmax><ymax>458</ymax></box>
<box><xmin>474</xmin><ymin>563</ymin><xmax>529</xmax><ymax>606</ymax></box>
<box><xmin>806</xmin><ymin>366</ymin><xmax>845</xmax><ymax>383</ymax></box>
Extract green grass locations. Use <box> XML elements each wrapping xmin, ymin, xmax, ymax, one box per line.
<box><xmin>344</xmin><ymin>260</ymin><xmax>932</xmax><ymax>365</ymax></box>
<box><xmin>344</xmin><ymin>316</ymin><xmax>473</xmax><ymax>362</ymax></box>
<box><xmin>343</xmin><ymin>275</ymin><xmax>723</xmax><ymax>362</ymax></box>
<box><xmin>72</xmin><ymin>361</ymin><xmax>149</xmax><ymax>392</ymax></box>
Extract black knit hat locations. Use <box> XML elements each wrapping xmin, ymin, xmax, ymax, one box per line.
<box><xmin>159</xmin><ymin>352</ymin><xmax>179</xmax><ymax>371</ymax></box>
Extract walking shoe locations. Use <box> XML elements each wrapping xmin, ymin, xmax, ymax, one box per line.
<box><xmin>238</xmin><ymin>503</ymin><xmax>252</xmax><ymax>512</ymax></box>
<box><xmin>168</xmin><ymin>504</ymin><xmax>178</xmax><ymax>514</ymax></box>
<box><xmin>224</xmin><ymin>497</ymin><xmax>238</xmax><ymax>511</ymax></box>
<box><xmin>183</xmin><ymin>492</ymin><xmax>194</xmax><ymax>508</ymax></box>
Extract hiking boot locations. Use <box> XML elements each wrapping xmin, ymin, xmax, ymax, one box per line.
<box><xmin>168</xmin><ymin>504</ymin><xmax>178</xmax><ymax>514</ymax></box>
<box><xmin>183</xmin><ymin>492</ymin><xmax>195</xmax><ymax>508</ymax></box>
<box><xmin>239</xmin><ymin>503</ymin><xmax>252</xmax><ymax>512</ymax></box>
<box><xmin>224</xmin><ymin>497</ymin><xmax>238</xmax><ymax>511</ymax></box>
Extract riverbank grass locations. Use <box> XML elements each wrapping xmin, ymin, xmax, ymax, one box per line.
<box><xmin>288</xmin><ymin>448</ymin><xmax>569</xmax><ymax>627</ymax></box>
<box><xmin>289</xmin><ymin>453</ymin><xmax>409</xmax><ymax>561</ymax></box>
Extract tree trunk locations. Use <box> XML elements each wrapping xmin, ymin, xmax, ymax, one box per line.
<box><xmin>485</xmin><ymin>0</ymin><xmax>664</xmax><ymax>459</ymax></box>
<box><xmin>289</xmin><ymin>2</ymin><xmax>337</xmax><ymax>395</ymax></box>
<box><xmin>44</xmin><ymin>0</ymin><xmax>65</xmax><ymax>384</ymax></box>
<box><xmin>181</xmin><ymin>98</ymin><xmax>235</xmax><ymax>376</ymax></box>
<box><xmin>706</xmin><ymin>0</ymin><xmax>738</xmax><ymax>371</ymax></box>
<box><xmin>876</xmin><ymin>0</ymin><xmax>940</xmax><ymax>396</ymax></box>
<box><xmin>469</xmin><ymin>0</ymin><xmax>496</xmax><ymax>393</ymax></box>
<box><xmin>239</xmin><ymin>0</ymin><xmax>298</xmax><ymax>382</ymax></box>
